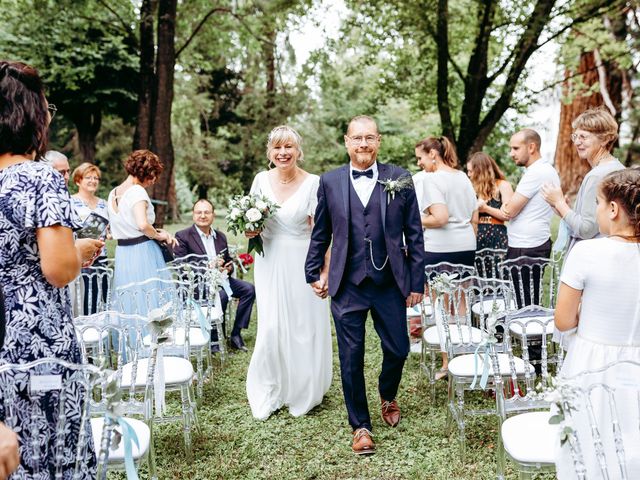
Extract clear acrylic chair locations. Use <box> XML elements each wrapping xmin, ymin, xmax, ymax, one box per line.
<box><xmin>474</xmin><ymin>248</ymin><xmax>507</xmax><ymax>279</ymax></box>
<box><xmin>559</xmin><ymin>360</ymin><xmax>640</xmax><ymax>480</ymax></box>
<box><xmin>112</xmin><ymin>279</ymin><xmax>198</xmax><ymax>458</ymax></box>
<box><xmin>490</xmin><ymin>305</ymin><xmax>561</xmax><ymax>479</ymax></box>
<box><xmin>500</xmin><ymin>256</ymin><xmax>555</xmax><ymax>309</ymax></box>
<box><xmin>420</xmin><ymin>262</ymin><xmax>475</xmax><ymax>400</ymax></box>
<box><xmin>70</xmin><ymin>265</ymin><xmax>113</xmax><ymax>317</ymax></box>
<box><xmin>439</xmin><ymin>275</ymin><xmax>516</xmax><ymax>459</ymax></box>
<box><xmin>75</xmin><ymin>311</ymin><xmax>159</xmax><ymax>479</ymax></box>
<box><xmin>0</xmin><ymin>357</ymin><xmax>112</xmax><ymax>479</ymax></box>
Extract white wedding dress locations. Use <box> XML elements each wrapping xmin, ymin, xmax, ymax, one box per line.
<box><xmin>246</xmin><ymin>171</ymin><xmax>333</xmax><ymax>419</ymax></box>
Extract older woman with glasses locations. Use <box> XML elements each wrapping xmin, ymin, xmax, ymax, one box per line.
<box><xmin>71</xmin><ymin>162</ymin><xmax>110</xmax><ymax>314</ymax></box>
<box><xmin>541</xmin><ymin>106</ymin><xmax>625</xmax><ymax>254</ymax></box>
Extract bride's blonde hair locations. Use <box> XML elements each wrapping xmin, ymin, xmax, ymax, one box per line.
<box><xmin>266</xmin><ymin>125</ymin><xmax>304</xmax><ymax>164</ymax></box>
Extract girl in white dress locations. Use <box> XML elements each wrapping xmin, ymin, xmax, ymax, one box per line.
<box><xmin>246</xmin><ymin>126</ymin><xmax>332</xmax><ymax>420</ymax></box>
<box><xmin>554</xmin><ymin>168</ymin><xmax>640</xmax><ymax>478</ymax></box>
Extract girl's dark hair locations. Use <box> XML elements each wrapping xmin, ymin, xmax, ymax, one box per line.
<box><xmin>415</xmin><ymin>136</ymin><xmax>459</xmax><ymax>168</ymax></box>
<box><xmin>599</xmin><ymin>167</ymin><xmax>640</xmax><ymax>239</ymax></box>
<box><xmin>124</xmin><ymin>149</ymin><xmax>164</xmax><ymax>182</ymax></box>
<box><xmin>0</xmin><ymin>61</ymin><xmax>49</xmax><ymax>157</ymax></box>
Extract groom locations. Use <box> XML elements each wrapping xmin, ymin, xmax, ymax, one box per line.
<box><xmin>305</xmin><ymin>115</ymin><xmax>424</xmax><ymax>455</ymax></box>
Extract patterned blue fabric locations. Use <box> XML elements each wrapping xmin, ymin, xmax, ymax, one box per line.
<box><xmin>0</xmin><ymin>161</ymin><xmax>96</xmax><ymax>479</ymax></box>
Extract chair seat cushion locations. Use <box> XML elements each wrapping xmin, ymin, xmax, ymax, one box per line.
<box><xmin>143</xmin><ymin>327</ymin><xmax>209</xmax><ymax>348</ymax></box>
<box><xmin>410</xmin><ymin>342</ymin><xmax>421</xmax><ymax>355</ymax></box>
<box><xmin>91</xmin><ymin>417</ymin><xmax>151</xmax><ymax>462</ymax></box>
<box><xmin>501</xmin><ymin>411</ymin><xmax>559</xmax><ymax>464</ymax></box>
<box><xmin>471</xmin><ymin>298</ymin><xmax>515</xmax><ymax>316</ymax></box>
<box><xmin>509</xmin><ymin>315</ymin><xmax>554</xmax><ymax>336</ymax></box>
<box><xmin>448</xmin><ymin>353</ymin><xmax>535</xmax><ymax>378</ymax></box>
<box><xmin>78</xmin><ymin>327</ymin><xmax>109</xmax><ymax>345</ymax></box>
<box><xmin>422</xmin><ymin>325</ymin><xmax>483</xmax><ymax>346</ymax></box>
<box><xmin>121</xmin><ymin>357</ymin><xmax>194</xmax><ymax>388</ymax></box>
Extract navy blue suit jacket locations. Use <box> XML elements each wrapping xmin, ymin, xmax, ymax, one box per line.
<box><xmin>305</xmin><ymin>162</ymin><xmax>424</xmax><ymax>297</ymax></box>
<box><xmin>173</xmin><ymin>225</ymin><xmax>233</xmax><ymax>271</ymax></box>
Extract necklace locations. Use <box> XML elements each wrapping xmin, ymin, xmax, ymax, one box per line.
<box><xmin>279</xmin><ymin>170</ymin><xmax>298</xmax><ymax>184</ymax></box>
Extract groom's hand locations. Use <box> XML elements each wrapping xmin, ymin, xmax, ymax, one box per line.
<box><xmin>311</xmin><ymin>272</ymin><xmax>329</xmax><ymax>299</ymax></box>
<box><xmin>406</xmin><ymin>292</ymin><xmax>423</xmax><ymax>308</ymax></box>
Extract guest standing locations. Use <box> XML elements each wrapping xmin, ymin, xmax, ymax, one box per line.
<box><xmin>541</xmin><ymin>107</ymin><xmax>625</xmax><ymax>254</ymax></box>
<box><xmin>42</xmin><ymin>150</ymin><xmax>70</xmax><ymax>185</ymax></box>
<box><xmin>107</xmin><ymin>150</ymin><xmax>177</xmax><ymax>313</ymax></box>
<box><xmin>246</xmin><ymin>126</ymin><xmax>332</xmax><ymax>420</ymax></box>
<box><xmin>71</xmin><ymin>162</ymin><xmax>110</xmax><ymax>314</ymax></box>
<box><xmin>466</xmin><ymin>151</ymin><xmax>513</xmax><ymax>250</ymax></box>
<box><xmin>554</xmin><ymin>168</ymin><xmax>640</xmax><ymax>478</ymax></box>
<box><xmin>414</xmin><ymin>136</ymin><xmax>478</xmax><ymax>379</ymax></box>
<box><xmin>0</xmin><ymin>60</ymin><xmax>103</xmax><ymax>478</ymax></box>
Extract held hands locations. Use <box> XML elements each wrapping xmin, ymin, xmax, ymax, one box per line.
<box><xmin>311</xmin><ymin>271</ymin><xmax>329</xmax><ymax>299</ymax></box>
<box><xmin>75</xmin><ymin>238</ymin><xmax>104</xmax><ymax>267</ymax></box>
<box><xmin>406</xmin><ymin>292</ymin><xmax>423</xmax><ymax>308</ymax></box>
<box><xmin>0</xmin><ymin>422</ymin><xmax>19</xmax><ymax>479</ymax></box>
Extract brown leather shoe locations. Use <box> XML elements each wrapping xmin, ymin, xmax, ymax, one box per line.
<box><xmin>352</xmin><ymin>428</ymin><xmax>375</xmax><ymax>455</ymax></box>
<box><xmin>381</xmin><ymin>398</ymin><xmax>401</xmax><ymax>427</ymax></box>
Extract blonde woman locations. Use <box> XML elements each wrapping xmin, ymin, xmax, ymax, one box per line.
<box><xmin>245</xmin><ymin>126</ymin><xmax>332</xmax><ymax>420</ymax></box>
<box><xmin>466</xmin><ymin>152</ymin><xmax>513</xmax><ymax>250</ymax></box>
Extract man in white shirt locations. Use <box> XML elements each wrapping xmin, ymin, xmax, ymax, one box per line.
<box><xmin>502</xmin><ymin>128</ymin><xmax>560</xmax><ymax>306</ymax></box>
<box><xmin>174</xmin><ymin>199</ymin><xmax>255</xmax><ymax>352</ymax></box>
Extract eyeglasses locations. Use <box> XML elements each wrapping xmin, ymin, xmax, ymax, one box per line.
<box><xmin>570</xmin><ymin>132</ymin><xmax>596</xmax><ymax>144</ymax></box>
<box><xmin>84</xmin><ymin>176</ymin><xmax>100</xmax><ymax>181</ymax></box>
<box><xmin>48</xmin><ymin>104</ymin><xmax>57</xmax><ymax>119</ymax></box>
<box><xmin>346</xmin><ymin>135</ymin><xmax>379</xmax><ymax>145</ymax></box>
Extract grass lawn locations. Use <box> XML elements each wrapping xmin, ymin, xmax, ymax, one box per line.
<box><xmin>105</xmin><ymin>218</ymin><xmax>559</xmax><ymax>479</ymax></box>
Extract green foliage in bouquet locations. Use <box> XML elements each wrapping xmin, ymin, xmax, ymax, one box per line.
<box><xmin>226</xmin><ymin>194</ymin><xmax>279</xmax><ymax>256</ymax></box>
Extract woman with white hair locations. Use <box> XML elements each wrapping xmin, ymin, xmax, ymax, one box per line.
<box><xmin>245</xmin><ymin>125</ymin><xmax>332</xmax><ymax>420</ymax></box>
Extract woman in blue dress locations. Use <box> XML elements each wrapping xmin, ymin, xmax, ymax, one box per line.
<box><xmin>0</xmin><ymin>61</ymin><xmax>103</xmax><ymax>478</ymax></box>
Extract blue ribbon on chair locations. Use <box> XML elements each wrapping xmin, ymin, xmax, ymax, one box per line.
<box><xmin>470</xmin><ymin>335</ymin><xmax>497</xmax><ymax>390</ymax></box>
<box><xmin>107</xmin><ymin>416</ymin><xmax>140</xmax><ymax>480</ymax></box>
<box><xmin>188</xmin><ymin>298</ymin><xmax>211</xmax><ymax>340</ymax></box>
<box><xmin>221</xmin><ymin>278</ymin><xmax>233</xmax><ymax>296</ymax></box>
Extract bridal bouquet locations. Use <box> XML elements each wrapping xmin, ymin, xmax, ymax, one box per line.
<box><xmin>226</xmin><ymin>194</ymin><xmax>279</xmax><ymax>256</ymax></box>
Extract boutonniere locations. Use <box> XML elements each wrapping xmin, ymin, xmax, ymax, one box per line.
<box><xmin>377</xmin><ymin>175</ymin><xmax>413</xmax><ymax>203</ymax></box>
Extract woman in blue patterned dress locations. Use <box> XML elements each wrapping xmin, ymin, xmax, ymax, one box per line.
<box><xmin>0</xmin><ymin>60</ymin><xmax>103</xmax><ymax>478</ymax></box>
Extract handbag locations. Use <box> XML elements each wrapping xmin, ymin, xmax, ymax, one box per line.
<box><xmin>154</xmin><ymin>239</ymin><xmax>174</xmax><ymax>263</ymax></box>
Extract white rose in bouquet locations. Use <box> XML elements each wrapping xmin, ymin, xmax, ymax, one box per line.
<box><xmin>246</xmin><ymin>208</ymin><xmax>262</xmax><ymax>222</ymax></box>
<box><xmin>230</xmin><ymin>207</ymin><xmax>241</xmax><ymax>219</ymax></box>
<box><xmin>255</xmin><ymin>199</ymin><xmax>268</xmax><ymax>211</ymax></box>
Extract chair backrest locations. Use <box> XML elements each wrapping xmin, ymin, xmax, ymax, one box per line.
<box><xmin>489</xmin><ymin>305</ymin><xmax>558</xmax><ymax>418</ymax></box>
<box><xmin>474</xmin><ymin>248</ymin><xmax>507</xmax><ymax>279</ymax></box>
<box><xmin>425</xmin><ymin>262</ymin><xmax>476</xmax><ymax>316</ymax></box>
<box><xmin>71</xmin><ymin>266</ymin><xmax>113</xmax><ymax>316</ymax></box>
<box><xmin>559</xmin><ymin>360</ymin><xmax>640</xmax><ymax>480</ymax></box>
<box><xmin>500</xmin><ymin>255</ymin><xmax>554</xmax><ymax>309</ymax></box>
<box><xmin>434</xmin><ymin>275</ymin><xmax>514</xmax><ymax>357</ymax></box>
<box><xmin>0</xmin><ymin>357</ymin><xmax>112</xmax><ymax>478</ymax></box>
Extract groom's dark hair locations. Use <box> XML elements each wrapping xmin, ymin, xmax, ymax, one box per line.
<box><xmin>347</xmin><ymin>115</ymin><xmax>378</xmax><ymax>134</ymax></box>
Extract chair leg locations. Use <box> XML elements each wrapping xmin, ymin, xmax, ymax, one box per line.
<box><xmin>429</xmin><ymin>347</ymin><xmax>437</xmax><ymax>402</ymax></box>
<box><xmin>147</xmin><ymin>418</ymin><xmax>158</xmax><ymax>480</ymax></box>
<box><xmin>496</xmin><ymin>423</ymin><xmax>506</xmax><ymax>480</ymax></box>
<box><xmin>180</xmin><ymin>385</ymin><xmax>193</xmax><ymax>459</ymax></box>
<box><xmin>445</xmin><ymin>376</ymin><xmax>454</xmax><ymax>435</ymax></box>
<box><xmin>455</xmin><ymin>382</ymin><xmax>466</xmax><ymax>461</ymax></box>
<box><xmin>519</xmin><ymin>472</ymin><xmax>533</xmax><ymax>480</ymax></box>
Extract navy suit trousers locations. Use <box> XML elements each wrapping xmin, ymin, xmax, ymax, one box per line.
<box><xmin>216</xmin><ymin>276</ymin><xmax>255</xmax><ymax>338</ymax></box>
<box><xmin>331</xmin><ymin>278</ymin><xmax>409</xmax><ymax>431</ymax></box>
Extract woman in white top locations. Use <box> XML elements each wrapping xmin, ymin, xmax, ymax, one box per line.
<box><xmin>542</xmin><ymin>107</ymin><xmax>625</xmax><ymax>255</ymax></box>
<box><xmin>107</xmin><ymin>150</ymin><xmax>177</xmax><ymax>313</ymax></box>
<box><xmin>554</xmin><ymin>168</ymin><xmax>640</xmax><ymax>479</ymax></box>
<box><xmin>415</xmin><ymin>136</ymin><xmax>478</xmax><ymax>265</ymax></box>
<box><xmin>245</xmin><ymin>126</ymin><xmax>332</xmax><ymax>420</ymax></box>
<box><xmin>415</xmin><ymin>136</ymin><xmax>478</xmax><ymax>378</ymax></box>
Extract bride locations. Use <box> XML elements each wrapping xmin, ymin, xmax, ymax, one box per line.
<box><xmin>245</xmin><ymin>125</ymin><xmax>333</xmax><ymax>419</ymax></box>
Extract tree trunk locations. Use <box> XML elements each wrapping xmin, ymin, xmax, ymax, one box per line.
<box><xmin>149</xmin><ymin>0</ymin><xmax>178</xmax><ymax>226</ymax></box>
<box><xmin>71</xmin><ymin>105</ymin><xmax>102</xmax><ymax>163</ymax></box>
<box><xmin>133</xmin><ymin>0</ymin><xmax>157</xmax><ymax>150</ymax></box>
<box><xmin>554</xmin><ymin>46</ymin><xmax>623</xmax><ymax>197</ymax></box>
<box><xmin>262</xmin><ymin>27</ymin><xmax>276</xmax><ymax>124</ymax></box>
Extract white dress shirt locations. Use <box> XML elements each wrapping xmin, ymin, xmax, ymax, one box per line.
<box><xmin>196</xmin><ymin>227</ymin><xmax>217</xmax><ymax>260</ymax></box>
<box><xmin>349</xmin><ymin>162</ymin><xmax>379</xmax><ymax>206</ymax></box>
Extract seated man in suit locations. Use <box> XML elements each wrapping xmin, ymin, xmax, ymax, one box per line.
<box><xmin>174</xmin><ymin>199</ymin><xmax>255</xmax><ymax>352</ymax></box>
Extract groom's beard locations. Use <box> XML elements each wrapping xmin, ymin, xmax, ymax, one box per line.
<box><xmin>350</xmin><ymin>151</ymin><xmax>377</xmax><ymax>169</ymax></box>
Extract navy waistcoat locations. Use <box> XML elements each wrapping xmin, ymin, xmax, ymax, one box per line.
<box><xmin>345</xmin><ymin>180</ymin><xmax>393</xmax><ymax>286</ymax></box>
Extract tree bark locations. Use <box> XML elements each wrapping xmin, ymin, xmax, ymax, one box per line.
<box><xmin>149</xmin><ymin>0</ymin><xmax>178</xmax><ymax>226</ymax></box>
<box><xmin>70</xmin><ymin>105</ymin><xmax>102</xmax><ymax>164</ymax></box>
<box><xmin>133</xmin><ymin>0</ymin><xmax>157</xmax><ymax>150</ymax></box>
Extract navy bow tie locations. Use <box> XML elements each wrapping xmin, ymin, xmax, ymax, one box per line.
<box><xmin>352</xmin><ymin>169</ymin><xmax>373</xmax><ymax>180</ymax></box>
